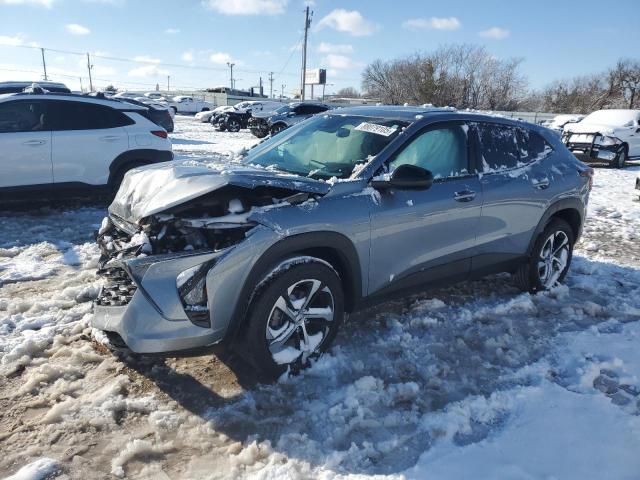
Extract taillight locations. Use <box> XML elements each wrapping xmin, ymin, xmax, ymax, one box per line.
<box><xmin>579</xmin><ymin>167</ymin><xmax>594</xmax><ymax>191</ymax></box>
<box><xmin>151</xmin><ymin>130</ymin><xmax>167</xmax><ymax>138</ymax></box>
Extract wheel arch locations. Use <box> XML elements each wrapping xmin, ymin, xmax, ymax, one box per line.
<box><xmin>528</xmin><ymin>198</ymin><xmax>585</xmax><ymax>254</ymax></box>
<box><xmin>107</xmin><ymin>149</ymin><xmax>171</xmax><ymax>187</ymax></box>
<box><xmin>226</xmin><ymin>231</ymin><xmax>363</xmax><ymax>344</ymax></box>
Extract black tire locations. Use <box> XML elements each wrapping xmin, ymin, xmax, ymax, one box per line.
<box><xmin>170</xmin><ymin>106</ymin><xmax>177</xmax><ymax>115</ymax></box>
<box><xmin>513</xmin><ymin>218</ymin><xmax>574</xmax><ymax>293</ymax></box>
<box><xmin>227</xmin><ymin>119</ymin><xmax>241</xmax><ymax>132</ymax></box>
<box><xmin>201</xmin><ymin>107</ymin><xmax>210</xmax><ymax>112</ymax></box>
<box><xmin>613</xmin><ymin>145</ymin><xmax>628</xmax><ymax>169</ymax></box>
<box><xmin>270</xmin><ymin>123</ymin><xmax>287</xmax><ymax>136</ymax></box>
<box><xmin>242</xmin><ymin>258</ymin><xmax>344</xmax><ymax>378</ymax></box>
<box><xmin>250</xmin><ymin>128</ymin><xmax>268</xmax><ymax>139</ymax></box>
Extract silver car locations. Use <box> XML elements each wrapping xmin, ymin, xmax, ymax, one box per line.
<box><xmin>92</xmin><ymin>106</ymin><xmax>592</xmax><ymax>376</ymax></box>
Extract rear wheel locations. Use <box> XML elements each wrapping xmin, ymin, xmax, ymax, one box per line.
<box><xmin>227</xmin><ymin>119</ymin><xmax>241</xmax><ymax>132</ymax></box>
<box><xmin>109</xmin><ymin>162</ymin><xmax>145</xmax><ymax>197</ymax></box>
<box><xmin>242</xmin><ymin>258</ymin><xmax>344</xmax><ymax>378</ymax></box>
<box><xmin>513</xmin><ymin>218</ymin><xmax>574</xmax><ymax>293</ymax></box>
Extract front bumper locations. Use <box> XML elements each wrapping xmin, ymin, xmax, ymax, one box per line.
<box><xmin>92</xmin><ymin>226</ymin><xmax>276</xmax><ymax>354</ymax></box>
<box><xmin>563</xmin><ymin>133</ymin><xmax>619</xmax><ymax>164</ymax></box>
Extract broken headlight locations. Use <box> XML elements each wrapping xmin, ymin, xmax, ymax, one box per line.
<box><xmin>176</xmin><ymin>260</ymin><xmax>215</xmax><ymax>327</ymax></box>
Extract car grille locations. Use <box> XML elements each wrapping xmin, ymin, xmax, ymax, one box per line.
<box><xmin>96</xmin><ymin>266</ymin><xmax>137</xmax><ymax>306</ymax></box>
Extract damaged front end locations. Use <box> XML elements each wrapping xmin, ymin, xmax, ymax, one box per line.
<box><xmin>92</xmin><ymin>180</ymin><xmax>320</xmax><ymax>353</ymax></box>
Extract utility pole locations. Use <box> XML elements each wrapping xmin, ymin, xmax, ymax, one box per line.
<box><xmin>167</xmin><ymin>75</ymin><xmax>170</xmax><ymax>92</ymax></box>
<box><xmin>300</xmin><ymin>5</ymin><xmax>312</xmax><ymax>100</ymax></box>
<box><xmin>281</xmin><ymin>84</ymin><xmax>285</xmax><ymax>100</ymax></box>
<box><xmin>227</xmin><ymin>62</ymin><xmax>235</xmax><ymax>90</ymax></box>
<box><xmin>86</xmin><ymin>53</ymin><xmax>93</xmax><ymax>92</ymax></box>
<box><xmin>40</xmin><ymin>48</ymin><xmax>48</xmax><ymax>81</ymax></box>
<box><xmin>268</xmin><ymin>72</ymin><xmax>274</xmax><ymax>98</ymax></box>
<box><xmin>79</xmin><ymin>77</ymin><xmax>83</xmax><ymax>92</ymax></box>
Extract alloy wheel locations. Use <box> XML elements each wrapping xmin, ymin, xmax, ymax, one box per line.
<box><xmin>265</xmin><ymin>278</ymin><xmax>334</xmax><ymax>365</ymax></box>
<box><xmin>537</xmin><ymin>231</ymin><xmax>570</xmax><ymax>288</ymax></box>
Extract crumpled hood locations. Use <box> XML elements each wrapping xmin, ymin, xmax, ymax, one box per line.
<box><xmin>109</xmin><ymin>157</ymin><xmax>330</xmax><ymax>224</ymax></box>
<box><xmin>564</xmin><ymin>122</ymin><xmax>617</xmax><ymax>136</ymax></box>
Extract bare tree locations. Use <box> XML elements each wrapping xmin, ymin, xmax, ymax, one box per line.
<box><xmin>335</xmin><ymin>87</ymin><xmax>360</xmax><ymax>98</ymax></box>
<box><xmin>611</xmin><ymin>59</ymin><xmax>640</xmax><ymax>108</ymax></box>
<box><xmin>361</xmin><ymin>44</ymin><xmax>528</xmax><ymax>110</ymax></box>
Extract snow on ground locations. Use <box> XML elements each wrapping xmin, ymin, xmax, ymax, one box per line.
<box><xmin>0</xmin><ymin>117</ymin><xmax>638</xmax><ymax>479</ymax></box>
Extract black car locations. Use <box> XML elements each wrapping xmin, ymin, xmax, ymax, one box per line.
<box><xmin>215</xmin><ymin>109</ymin><xmax>252</xmax><ymax>132</ymax></box>
<box><xmin>118</xmin><ymin>98</ymin><xmax>174</xmax><ymax>133</ymax></box>
<box><xmin>248</xmin><ymin>102</ymin><xmax>331</xmax><ymax>138</ymax></box>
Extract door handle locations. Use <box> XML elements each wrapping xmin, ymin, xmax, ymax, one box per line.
<box><xmin>99</xmin><ymin>135</ymin><xmax>120</xmax><ymax>142</ymax></box>
<box><xmin>454</xmin><ymin>190</ymin><xmax>476</xmax><ymax>202</ymax></box>
<box><xmin>532</xmin><ymin>177</ymin><xmax>550</xmax><ymax>189</ymax></box>
<box><xmin>22</xmin><ymin>139</ymin><xmax>46</xmax><ymax>146</ymax></box>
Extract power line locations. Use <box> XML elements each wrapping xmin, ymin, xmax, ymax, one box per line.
<box><xmin>1</xmin><ymin>43</ymin><xmax>301</xmax><ymax>78</ymax></box>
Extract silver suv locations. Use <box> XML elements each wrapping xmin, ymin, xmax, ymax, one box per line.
<box><xmin>93</xmin><ymin>106</ymin><xmax>592</xmax><ymax>376</ymax></box>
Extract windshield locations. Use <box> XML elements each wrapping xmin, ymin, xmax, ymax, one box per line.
<box><xmin>245</xmin><ymin>114</ymin><xmax>407</xmax><ymax>179</ymax></box>
<box><xmin>273</xmin><ymin>105</ymin><xmax>290</xmax><ymax>114</ymax></box>
<box><xmin>583</xmin><ymin>109</ymin><xmax>639</xmax><ymax>127</ymax></box>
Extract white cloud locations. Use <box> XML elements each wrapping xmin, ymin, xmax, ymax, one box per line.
<box><xmin>0</xmin><ymin>34</ymin><xmax>38</xmax><ymax>47</ymax></box>
<box><xmin>316</xmin><ymin>9</ymin><xmax>377</xmax><ymax>36</ymax></box>
<box><xmin>128</xmin><ymin>64</ymin><xmax>169</xmax><ymax>78</ymax></box>
<box><xmin>403</xmin><ymin>17</ymin><xmax>461</xmax><ymax>31</ymax></box>
<box><xmin>210</xmin><ymin>52</ymin><xmax>234</xmax><ymax>64</ymax></box>
<box><xmin>0</xmin><ymin>0</ymin><xmax>54</xmax><ymax>7</ymax></box>
<box><xmin>203</xmin><ymin>0</ymin><xmax>287</xmax><ymax>15</ymax></box>
<box><xmin>164</xmin><ymin>28</ymin><xmax>180</xmax><ymax>34</ymax></box>
<box><xmin>65</xmin><ymin>23</ymin><xmax>91</xmax><ymax>35</ymax></box>
<box><xmin>181</xmin><ymin>51</ymin><xmax>194</xmax><ymax>62</ymax></box>
<box><xmin>479</xmin><ymin>27</ymin><xmax>510</xmax><ymax>39</ymax></box>
<box><xmin>133</xmin><ymin>55</ymin><xmax>161</xmax><ymax>64</ymax></box>
<box><xmin>317</xmin><ymin>42</ymin><xmax>353</xmax><ymax>54</ymax></box>
<box><xmin>321</xmin><ymin>54</ymin><xmax>361</xmax><ymax>70</ymax></box>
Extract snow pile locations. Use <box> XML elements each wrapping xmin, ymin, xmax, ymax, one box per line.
<box><xmin>2</xmin><ymin>458</ymin><xmax>59</xmax><ymax>480</ymax></box>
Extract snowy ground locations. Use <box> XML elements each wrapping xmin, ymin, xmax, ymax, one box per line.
<box><xmin>1</xmin><ymin>116</ymin><xmax>639</xmax><ymax>480</ymax></box>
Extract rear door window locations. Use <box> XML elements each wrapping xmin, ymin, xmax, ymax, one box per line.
<box><xmin>46</xmin><ymin>101</ymin><xmax>133</xmax><ymax>131</ymax></box>
<box><xmin>477</xmin><ymin>123</ymin><xmax>520</xmax><ymax>171</ymax></box>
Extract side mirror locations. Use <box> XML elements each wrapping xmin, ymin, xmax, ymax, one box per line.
<box><xmin>372</xmin><ymin>164</ymin><xmax>434</xmax><ymax>190</ymax></box>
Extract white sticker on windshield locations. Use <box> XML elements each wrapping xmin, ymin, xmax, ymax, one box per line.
<box><xmin>354</xmin><ymin>122</ymin><xmax>398</xmax><ymax>137</ymax></box>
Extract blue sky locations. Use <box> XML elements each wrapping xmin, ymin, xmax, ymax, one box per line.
<box><xmin>0</xmin><ymin>0</ymin><xmax>638</xmax><ymax>95</ymax></box>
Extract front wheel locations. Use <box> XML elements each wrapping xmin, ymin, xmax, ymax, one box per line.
<box><xmin>270</xmin><ymin>123</ymin><xmax>287</xmax><ymax>136</ymax></box>
<box><xmin>513</xmin><ymin>218</ymin><xmax>574</xmax><ymax>293</ymax></box>
<box><xmin>613</xmin><ymin>145</ymin><xmax>628</xmax><ymax>169</ymax></box>
<box><xmin>243</xmin><ymin>258</ymin><xmax>344</xmax><ymax>378</ymax></box>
